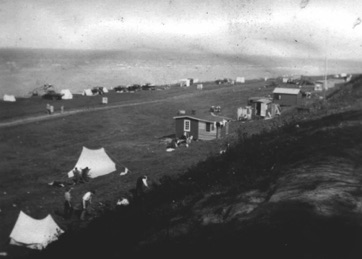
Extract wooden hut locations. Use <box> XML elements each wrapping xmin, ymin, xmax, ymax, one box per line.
<box><xmin>272</xmin><ymin>87</ymin><xmax>302</xmax><ymax>106</ymax></box>
<box><xmin>173</xmin><ymin>114</ymin><xmax>229</xmax><ymax>141</ymax></box>
<box><xmin>247</xmin><ymin>97</ymin><xmax>281</xmax><ymax>119</ymax></box>
<box><xmin>237</xmin><ymin>106</ymin><xmax>252</xmax><ymax>121</ymax></box>
<box><xmin>180</xmin><ymin>78</ymin><xmax>194</xmax><ymax>87</ymax></box>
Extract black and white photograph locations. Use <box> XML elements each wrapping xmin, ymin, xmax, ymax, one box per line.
<box><xmin>1</xmin><ymin>0</ymin><xmax>362</xmax><ymax>258</ymax></box>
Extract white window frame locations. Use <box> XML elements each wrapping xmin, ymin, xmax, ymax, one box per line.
<box><xmin>206</xmin><ymin>123</ymin><xmax>215</xmax><ymax>132</ymax></box>
<box><xmin>184</xmin><ymin>119</ymin><xmax>191</xmax><ymax>132</ymax></box>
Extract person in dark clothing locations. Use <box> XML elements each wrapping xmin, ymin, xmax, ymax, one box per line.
<box><xmin>134</xmin><ymin>176</ymin><xmax>149</xmax><ymax>212</ymax></box>
<box><xmin>63</xmin><ymin>187</ymin><xmax>73</xmax><ymax>219</ymax></box>
<box><xmin>72</xmin><ymin>167</ymin><xmax>83</xmax><ymax>185</ymax></box>
<box><xmin>134</xmin><ymin>176</ymin><xmax>148</xmax><ymax>202</ymax></box>
<box><xmin>136</xmin><ymin>175</ymin><xmax>148</xmax><ymax>197</ymax></box>
<box><xmin>81</xmin><ymin>167</ymin><xmax>91</xmax><ymax>182</ymax></box>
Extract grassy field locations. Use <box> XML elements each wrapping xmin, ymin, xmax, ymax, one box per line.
<box><xmin>0</xmin><ymin>79</ymin><xmax>280</xmax><ymax>256</ymax></box>
<box><xmin>33</xmin><ymin>75</ymin><xmax>362</xmax><ymax>259</ymax></box>
<box><xmin>0</xmin><ymin>80</ymin><xmax>268</xmax><ymax>122</ymax></box>
<box><xmin>4</xmin><ymin>75</ymin><xmax>357</xmax><ymax>259</ymax></box>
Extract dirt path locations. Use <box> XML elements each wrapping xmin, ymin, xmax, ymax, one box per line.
<box><xmin>0</xmin><ymin>98</ymin><xmax>166</xmax><ymax>128</ymax></box>
<box><xmin>0</xmin><ymin>86</ymin><xmax>236</xmax><ymax>128</ymax></box>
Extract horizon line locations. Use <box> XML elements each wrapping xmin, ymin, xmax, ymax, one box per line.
<box><xmin>0</xmin><ymin>47</ymin><xmax>360</xmax><ymax>61</ymax></box>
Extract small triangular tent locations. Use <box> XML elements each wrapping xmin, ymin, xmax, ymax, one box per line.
<box><xmin>102</xmin><ymin>87</ymin><xmax>109</xmax><ymax>93</ymax></box>
<box><xmin>68</xmin><ymin>147</ymin><xmax>116</xmax><ymax>178</ymax></box>
<box><xmin>9</xmin><ymin>211</ymin><xmax>64</xmax><ymax>250</ymax></box>
<box><xmin>60</xmin><ymin>89</ymin><xmax>73</xmax><ymax>100</ymax></box>
<box><xmin>82</xmin><ymin>89</ymin><xmax>93</xmax><ymax>96</ymax></box>
<box><xmin>3</xmin><ymin>94</ymin><xmax>16</xmax><ymax>102</ymax></box>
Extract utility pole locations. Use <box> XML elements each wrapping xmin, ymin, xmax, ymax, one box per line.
<box><xmin>324</xmin><ymin>54</ymin><xmax>328</xmax><ymax>100</ymax></box>
<box><xmin>323</xmin><ymin>28</ymin><xmax>329</xmax><ymax>101</ymax></box>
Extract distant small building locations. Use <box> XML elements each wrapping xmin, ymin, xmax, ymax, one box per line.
<box><xmin>236</xmin><ymin>77</ymin><xmax>245</xmax><ymax>83</ymax></box>
<box><xmin>180</xmin><ymin>78</ymin><xmax>193</xmax><ymax>87</ymax></box>
<box><xmin>247</xmin><ymin>97</ymin><xmax>281</xmax><ymax>119</ymax></box>
<box><xmin>197</xmin><ymin>84</ymin><xmax>203</xmax><ymax>90</ymax></box>
<box><xmin>3</xmin><ymin>94</ymin><xmax>16</xmax><ymax>102</ymax></box>
<box><xmin>315</xmin><ymin>78</ymin><xmax>346</xmax><ymax>90</ymax></box>
<box><xmin>282</xmin><ymin>77</ymin><xmax>289</xmax><ymax>83</ymax></box>
<box><xmin>173</xmin><ymin>114</ymin><xmax>229</xmax><ymax>141</ymax></box>
<box><xmin>273</xmin><ymin>87</ymin><xmax>302</xmax><ymax>106</ymax></box>
<box><xmin>237</xmin><ymin>106</ymin><xmax>252</xmax><ymax>121</ymax></box>
<box><xmin>247</xmin><ymin>96</ymin><xmax>266</xmax><ymax>105</ymax></box>
<box><xmin>314</xmin><ymin>81</ymin><xmax>324</xmax><ymax>91</ymax></box>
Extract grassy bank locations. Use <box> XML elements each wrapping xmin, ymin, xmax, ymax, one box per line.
<box><xmin>0</xmin><ymin>79</ymin><xmax>275</xmax><ymax>257</ymax></box>
<box><xmin>11</xmin><ymin>76</ymin><xmax>362</xmax><ymax>258</ymax></box>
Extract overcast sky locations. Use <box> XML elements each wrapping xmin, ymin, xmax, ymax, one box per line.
<box><xmin>1</xmin><ymin>0</ymin><xmax>362</xmax><ymax>59</ymax></box>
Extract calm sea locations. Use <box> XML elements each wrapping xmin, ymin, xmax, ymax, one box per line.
<box><xmin>0</xmin><ymin>48</ymin><xmax>361</xmax><ymax>97</ymax></box>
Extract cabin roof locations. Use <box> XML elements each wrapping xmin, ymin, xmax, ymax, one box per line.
<box><xmin>173</xmin><ymin>114</ymin><xmax>227</xmax><ymax>123</ymax></box>
<box><xmin>273</xmin><ymin>87</ymin><xmax>301</xmax><ymax>95</ymax></box>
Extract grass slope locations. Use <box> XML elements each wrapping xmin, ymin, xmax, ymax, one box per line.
<box><xmin>2</xmin><ymin>76</ymin><xmax>361</xmax><ymax>259</ymax></box>
<box><xmin>0</xmin><ymin>80</ymin><xmax>273</xmax><ymax>257</ymax></box>
<box><xmin>31</xmin><ymin>76</ymin><xmax>362</xmax><ymax>259</ymax></box>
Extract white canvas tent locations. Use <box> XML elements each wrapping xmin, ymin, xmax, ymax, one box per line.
<box><xmin>102</xmin><ymin>87</ymin><xmax>109</xmax><ymax>93</ymax></box>
<box><xmin>3</xmin><ymin>94</ymin><xmax>16</xmax><ymax>102</ymax></box>
<box><xmin>82</xmin><ymin>89</ymin><xmax>93</xmax><ymax>96</ymax></box>
<box><xmin>9</xmin><ymin>211</ymin><xmax>64</xmax><ymax>250</ymax></box>
<box><xmin>60</xmin><ymin>89</ymin><xmax>73</xmax><ymax>100</ymax></box>
<box><xmin>68</xmin><ymin>147</ymin><xmax>116</xmax><ymax>178</ymax></box>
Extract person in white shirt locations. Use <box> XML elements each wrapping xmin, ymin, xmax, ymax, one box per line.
<box><xmin>63</xmin><ymin>187</ymin><xmax>73</xmax><ymax>219</ymax></box>
<box><xmin>80</xmin><ymin>190</ymin><xmax>95</xmax><ymax>220</ymax></box>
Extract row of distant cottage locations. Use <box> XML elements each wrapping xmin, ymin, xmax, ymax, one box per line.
<box><xmin>173</xmin><ymin>87</ymin><xmax>301</xmax><ymax>141</ymax></box>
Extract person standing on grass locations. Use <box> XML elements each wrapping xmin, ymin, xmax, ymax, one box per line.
<box><xmin>136</xmin><ymin>175</ymin><xmax>149</xmax><ymax>197</ymax></box>
<box><xmin>46</xmin><ymin>103</ymin><xmax>51</xmax><ymax>114</ymax></box>
<box><xmin>72</xmin><ymin>167</ymin><xmax>82</xmax><ymax>185</ymax></box>
<box><xmin>81</xmin><ymin>167</ymin><xmax>91</xmax><ymax>182</ymax></box>
<box><xmin>134</xmin><ymin>176</ymin><xmax>149</xmax><ymax>213</ymax></box>
<box><xmin>63</xmin><ymin>187</ymin><xmax>73</xmax><ymax>219</ymax></box>
<box><xmin>80</xmin><ymin>190</ymin><xmax>96</xmax><ymax>220</ymax></box>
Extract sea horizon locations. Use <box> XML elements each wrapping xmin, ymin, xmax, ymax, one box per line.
<box><xmin>0</xmin><ymin>48</ymin><xmax>361</xmax><ymax>97</ymax></box>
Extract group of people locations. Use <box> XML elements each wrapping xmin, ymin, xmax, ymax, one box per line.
<box><xmin>167</xmin><ymin>132</ymin><xmax>194</xmax><ymax>150</ymax></box>
<box><xmin>63</xmin><ymin>174</ymin><xmax>149</xmax><ymax>221</ymax></box>
<box><xmin>72</xmin><ymin>167</ymin><xmax>91</xmax><ymax>185</ymax></box>
<box><xmin>63</xmin><ymin>188</ymin><xmax>96</xmax><ymax>220</ymax></box>
<box><xmin>176</xmin><ymin>132</ymin><xmax>193</xmax><ymax>148</ymax></box>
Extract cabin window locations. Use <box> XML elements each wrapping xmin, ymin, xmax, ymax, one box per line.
<box><xmin>278</xmin><ymin>95</ymin><xmax>282</xmax><ymax>100</ymax></box>
<box><xmin>206</xmin><ymin>123</ymin><xmax>215</xmax><ymax>132</ymax></box>
<box><xmin>184</xmin><ymin>120</ymin><xmax>191</xmax><ymax>132</ymax></box>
